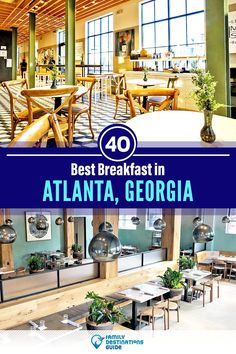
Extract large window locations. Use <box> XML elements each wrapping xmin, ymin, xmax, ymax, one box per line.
<box><xmin>58</xmin><ymin>30</ymin><xmax>65</xmax><ymax>70</ymax></box>
<box><xmin>87</xmin><ymin>14</ymin><xmax>113</xmax><ymax>73</ymax></box>
<box><xmin>141</xmin><ymin>0</ymin><xmax>205</xmax><ymax>57</ymax></box>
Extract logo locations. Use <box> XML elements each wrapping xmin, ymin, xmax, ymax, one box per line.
<box><xmin>91</xmin><ymin>334</ymin><xmax>105</xmax><ymax>349</ymax></box>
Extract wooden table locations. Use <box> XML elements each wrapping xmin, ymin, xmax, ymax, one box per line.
<box><xmin>181</xmin><ymin>269</ymin><xmax>212</xmax><ymax>302</ymax></box>
<box><xmin>126</xmin><ymin>110</ymin><xmax>236</xmax><ymax>146</ymax></box>
<box><xmin>127</xmin><ymin>79</ymin><xmax>166</xmax><ymax>109</ymax></box>
<box><xmin>118</xmin><ymin>282</ymin><xmax>169</xmax><ymax>330</ymax></box>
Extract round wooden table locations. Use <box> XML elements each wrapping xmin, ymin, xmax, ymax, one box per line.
<box><xmin>126</xmin><ymin>110</ymin><xmax>236</xmax><ymax>147</ymax></box>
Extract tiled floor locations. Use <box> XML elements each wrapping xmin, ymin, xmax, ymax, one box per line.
<box><xmin>129</xmin><ymin>280</ymin><xmax>236</xmax><ymax>331</ymax></box>
<box><xmin>0</xmin><ymin>87</ymin><xmax>130</xmax><ymax>147</ymax></box>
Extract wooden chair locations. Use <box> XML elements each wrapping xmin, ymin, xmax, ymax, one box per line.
<box><xmin>61</xmin><ymin>77</ymin><xmax>97</xmax><ymax>142</ymax></box>
<box><xmin>229</xmin><ymin>263</ymin><xmax>236</xmax><ymax>282</ymax></box>
<box><xmin>113</xmin><ymin>74</ymin><xmax>129</xmax><ymax>119</ymax></box>
<box><xmin>8</xmin><ymin>114</ymin><xmax>66</xmax><ymax>148</ymax></box>
<box><xmin>212</xmin><ymin>260</ymin><xmax>227</xmax><ymax>279</ymax></box>
<box><xmin>10</xmin><ymin>86</ymin><xmax>78</xmax><ymax>147</ymax></box>
<box><xmin>147</xmin><ymin>76</ymin><xmax>179</xmax><ymax>111</ymax></box>
<box><xmin>2</xmin><ymin>79</ymin><xmax>45</xmax><ymax>140</ymax></box>
<box><xmin>156</xmin><ymin>295</ymin><xmax>181</xmax><ymax>330</ymax></box>
<box><xmin>139</xmin><ymin>305</ymin><xmax>166</xmax><ymax>330</ymax></box>
<box><xmin>191</xmin><ymin>281</ymin><xmax>213</xmax><ymax>307</ymax></box>
<box><xmin>126</xmin><ymin>87</ymin><xmax>179</xmax><ymax>118</ymax></box>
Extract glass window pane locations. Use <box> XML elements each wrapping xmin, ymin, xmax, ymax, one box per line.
<box><xmin>155</xmin><ymin>0</ymin><xmax>168</xmax><ymax>20</ymax></box>
<box><xmin>170</xmin><ymin>17</ymin><xmax>186</xmax><ymax>46</ymax></box>
<box><xmin>109</xmin><ymin>15</ymin><xmax>113</xmax><ymax>30</ymax></box>
<box><xmin>101</xmin><ymin>34</ymin><xmax>108</xmax><ymax>52</ymax></box>
<box><xmin>142</xmin><ymin>23</ymin><xmax>155</xmax><ymax>49</ymax></box>
<box><xmin>88</xmin><ymin>21</ymin><xmax>94</xmax><ymax>36</ymax></box>
<box><xmin>142</xmin><ymin>1</ymin><xmax>154</xmax><ymax>24</ymax></box>
<box><xmin>187</xmin><ymin>0</ymin><xmax>205</xmax><ymax>13</ymax></box>
<box><xmin>169</xmin><ymin>0</ymin><xmax>186</xmax><ymax>17</ymax></box>
<box><xmin>88</xmin><ymin>37</ymin><xmax>94</xmax><ymax>52</ymax></box>
<box><xmin>94</xmin><ymin>19</ymin><xmax>100</xmax><ymax>34</ymax></box>
<box><xmin>94</xmin><ymin>35</ymin><xmax>100</xmax><ymax>53</ymax></box>
<box><xmin>156</xmin><ymin>21</ymin><xmax>168</xmax><ymax>47</ymax></box>
<box><xmin>187</xmin><ymin>13</ymin><xmax>205</xmax><ymax>45</ymax></box>
<box><xmin>109</xmin><ymin>33</ymin><xmax>113</xmax><ymax>51</ymax></box>
<box><xmin>101</xmin><ymin>16</ymin><xmax>108</xmax><ymax>33</ymax></box>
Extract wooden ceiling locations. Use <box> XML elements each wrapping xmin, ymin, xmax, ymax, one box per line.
<box><xmin>0</xmin><ymin>0</ymin><xmax>129</xmax><ymax>43</ymax></box>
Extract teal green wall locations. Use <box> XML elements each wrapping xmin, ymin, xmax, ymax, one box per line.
<box><xmin>180</xmin><ymin>209</ymin><xmax>236</xmax><ymax>252</ymax></box>
<box><xmin>11</xmin><ymin>209</ymin><xmax>64</xmax><ymax>268</ymax></box>
<box><xmin>118</xmin><ymin>212</ymin><xmax>153</xmax><ymax>252</ymax></box>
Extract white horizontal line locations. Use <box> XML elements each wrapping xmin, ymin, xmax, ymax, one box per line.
<box><xmin>6</xmin><ymin>153</ymin><xmax>230</xmax><ymax>158</ymax></box>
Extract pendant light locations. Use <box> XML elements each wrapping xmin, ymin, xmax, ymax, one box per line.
<box><xmin>98</xmin><ymin>221</ymin><xmax>113</xmax><ymax>233</ymax></box>
<box><xmin>131</xmin><ymin>216</ymin><xmax>140</xmax><ymax>226</ymax></box>
<box><xmin>89</xmin><ymin>210</ymin><xmax>122</xmax><ymax>262</ymax></box>
<box><xmin>192</xmin><ymin>223</ymin><xmax>214</xmax><ymax>243</ymax></box>
<box><xmin>55</xmin><ymin>217</ymin><xmax>64</xmax><ymax>226</ymax></box>
<box><xmin>0</xmin><ymin>214</ymin><xmax>17</xmax><ymax>244</ymax></box>
<box><xmin>192</xmin><ymin>216</ymin><xmax>202</xmax><ymax>227</ymax></box>
<box><xmin>222</xmin><ymin>209</ymin><xmax>231</xmax><ymax>224</ymax></box>
<box><xmin>153</xmin><ymin>218</ymin><xmax>166</xmax><ymax>231</ymax></box>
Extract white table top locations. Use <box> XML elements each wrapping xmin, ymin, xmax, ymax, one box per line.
<box><xmin>217</xmin><ymin>256</ymin><xmax>236</xmax><ymax>263</ymax></box>
<box><xmin>118</xmin><ymin>283</ymin><xmax>169</xmax><ymax>303</ymax></box>
<box><xmin>182</xmin><ymin>269</ymin><xmax>212</xmax><ymax>281</ymax></box>
<box><xmin>126</xmin><ymin>110</ymin><xmax>236</xmax><ymax>147</ymax></box>
<box><xmin>127</xmin><ymin>79</ymin><xmax>166</xmax><ymax>87</ymax></box>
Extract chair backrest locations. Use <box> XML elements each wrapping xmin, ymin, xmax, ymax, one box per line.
<box><xmin>167</xmin><ymin>76</ymin><xmax>178</xmax><ymax>88</ymax></box>
<box><xmin>113</xmin><ymin>74</ymin><xmax>127</xmax><ymax>94</ymax></box>
<box><xmin>76</xmin><ymin>77</ymin><xmax>97</xmax><ymax>112</ymax></box>
<box><xmin>2</xmin><ymin>79</ymin><xmax>28</xmax><ymax>115</ymax></box>
<box><xmin>213</xmin><ymin>260</ymin><xmax>226</xmax><ymax>266</ymax></box>
<box><xmin>21</xmin><ymin>86</ymin><xmax>78</xmax><ymax>124</ymax></box>
<box><xmin>126</xmin><ymin>87</ymin><xmax>179</xmax><ymax>118</ymax></box>
<box><xmin>8</xmin><ymin>114</ymin><xmax>66</xmax><ymax>148</ymax></box>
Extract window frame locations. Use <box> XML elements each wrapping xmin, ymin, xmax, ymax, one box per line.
<box><xmin>86</xmin><ymin>13</ymin><xmax>114</xmax><ymax>74</ymax></box>
<box><xmin>140</xmin><ymin>0</ymin><xmax>205</xmax><ymax>56</ymax></box>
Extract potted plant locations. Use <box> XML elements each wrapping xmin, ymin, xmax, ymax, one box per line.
<box><xmin>50</xmin><ymin>64</ymin><xmax>58</xmax><ymax>89</ymax></box>
<box><xmin>191</xmin><ymin>69</ymin><xmax>223</xmax><ymax>143</ymax></box>
<box><xmin>28</xmin><ymin>255</ymin><xmax>45</xmax><ymax>273</ymax></box>
<box><xmin>85</xmin><ymin>291</ymin><xmax>127</xmax><ymax>330</ymax></box>
<box><xmin>143</xmin><ymin>66</ymin><xmax>148</xmax><ymax>82</ymax></box>
<box><xmin>71</xmin><ymin>243</ymin><xmax>83</xmax><ymax>260</ymax></box>
<box><xmin>178</xmin><ymin>256</ymin><xmax>195</xmax><ymax>271</ymax></box>
<box><xmin>160</xmin><ymin>267</ymin><xmax>184</xmax><ymax>298</ymax></box>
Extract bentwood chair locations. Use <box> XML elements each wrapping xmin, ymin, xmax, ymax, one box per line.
<box><xmin>113</xmin><ymin>74</ymin><xmax>130</xmax><ymax>120</ymax></box>
<box><xmin>229</xmin><ymin>263</ymin><xmax>236</xmax><ymax>282</ymax></box>
<box><xmin>12</xmin><ymin>86</ymin><xmax>78</xmax><ymax>147</ymax></box>
<box><xmin>8</xmin><ymin>114</ymin><xmax>66</xmax><ymax>148</ymax></box>
<box><xmin>61</xmin><ymin>77</ymin><xmax>97</xmax><ymax>142</ymax></box>
<box><xmin>191</xmin><ymin>281</ymin><xmax>213</xmax><ymax>307</ymax></box>
<box><xmin>139</xmin><ymin>305</ymin><xmax>166</xmax><ymax>330</ymax></box>
<box><xmin>147</xmin><ymin>76</ymin><xmax>179</xmax><ymax>111</ymax></box>
<box><xmin>2</xmin><ymin>79</ymin><xmax>45</xmax><ymax>140</ymax></box>
<box><xmin>212</xmin><ymin>260</ymin><xmax>227</xmax><ymax>279</ymax></box>
<box><xmin>126</xmin><ymin>87</ymin><xmax>179</xmax><ymax>118</ymax></box>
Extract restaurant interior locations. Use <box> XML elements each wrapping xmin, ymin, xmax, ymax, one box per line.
<box><xmin>0</xmin><ymin>0</ymin><xmax>236</xmax><ymax>146</ymax></box>
<box><xmin>0</xmin><ymin>208</ymin><xmax>236</xmax><ymax>331</ymax></box>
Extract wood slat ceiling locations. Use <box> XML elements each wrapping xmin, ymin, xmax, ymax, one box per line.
<box><xmin>0</xmin><ymin>0</ymin><xmax>129</xmax><ymax>44</ymax></box>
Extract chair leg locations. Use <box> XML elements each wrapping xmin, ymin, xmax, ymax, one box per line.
<box><xmin>139</xmin><ymin>315</ymin><xmax>143</xmax><ymax>330</ymax></box>
<box><xmin>87</xmin><ymin>112</ymin><xmax>94</xmax><ymax>139</ymax></box>
<box><xmin>203</xmin><ymin>291</ymin><xmax>205</xmax><ymax>307</ymax></box>
<box><xmin>113</xmin><ymin>97</ymin><xmax>119</xmax><ymax>119</ymax></box>
<box><xmin>177</xmin><ymin>307</ymin><xmax>180</xmax><ymax>323</ymax></box>
<box><xmin>164</xmin><ymin>311</ymin><xmax>166</xmax><ymax>330</ymax></box>
<box><xmin>190</xmin><ymin>289</ymin><xmax>194</xmax><ymax>303</ymax></box>
<box><xmin>11</xmin><ymin>120</ymin><xmax>17</xmax><ymax>140</ymax></box>
<box><xmin>167</xmin><ymin>310</ymin><xmax>170</xmax><ymax>330</ymax></box>
<box><xmin>210</xmin><ymin>285</ymin><xmax>213</xmax><ymax>303</ymax></box>
<box><xmin>217</xmin><ymin>281</ymin><xmax>220</xmax><ymax>298</ymax></box>
<box><xmin>152</xmin><ymin>316</ymin><xmax>154</xmax><ymax>331</ymax></box>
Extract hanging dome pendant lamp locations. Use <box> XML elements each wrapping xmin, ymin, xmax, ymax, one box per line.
<box><xmin>89</xmin><ymin>210</ymin><xmax>122</xmax><ymax>262</ymax></box>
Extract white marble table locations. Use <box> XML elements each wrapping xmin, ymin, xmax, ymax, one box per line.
<box><xmin>126</xmin><ymin>110</ymin><xmax>236</xmax><ymax>147</ymax></box>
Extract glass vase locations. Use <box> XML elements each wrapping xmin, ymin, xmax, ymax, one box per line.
<box><xmin>50</xmin><ymin>79</ymin><xmax>57</xmax><ymax>89</ymax></box>
<box><xmin>200</xmin><ymin>110</ymin><xmax>216</xmax><ymax>143</ymax></box>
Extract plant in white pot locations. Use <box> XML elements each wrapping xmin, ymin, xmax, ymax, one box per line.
<box><xmin>160</xmin><ymin>267</ymin><xmax>185</xmax><ymax>298</ymax></box>
<box><xmin>85</xmin><ymin>291</ymin><xmax>127</xmax><ymax>330</ymax></box>
<box><xmin>192</xmin><ymin>69</ymin><xmax>223</xmax><ymax>143</ymax></box>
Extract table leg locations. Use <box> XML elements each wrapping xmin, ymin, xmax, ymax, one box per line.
<box><xmin>54</xmin><ymin>97</ymin><xmax>62</xmax><ymax>115</ymax></box>
<box><xmin>142</xmin><ymin>85</ymin><xmax>148</xmax><ymax>110</ymax></box>
<box><xmin>131</xmin><ymin>301</ymin><xmax>138</xmax><ymax>330</ymax></box>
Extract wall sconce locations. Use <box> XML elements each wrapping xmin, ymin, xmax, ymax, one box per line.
<box><xmin>192</xmin><ymin>216</ymin><xmax>202</xmax><ymax>227</ymax></box>
<box><xmin>55</xmin><ymin>216</ymin><xmax>74</xmax><ymax>225</ymax></box>
<box><xmin>0</xmin><ymin>218</ymin><xmax>17</xmax><ymax>244</ymax></box>
<box><xmin>28</xmin><ymin>214</ymin><xmax>49</xmax><ymax>231</ymax></box>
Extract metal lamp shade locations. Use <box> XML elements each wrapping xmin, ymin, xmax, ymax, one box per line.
<box><xmin>192</xmin><ymin>223</ymin><xmax>214</xmax><ymax>243</ymax></box>
<box><xmin>89</xmin><ymin>231</ymin><xmax>122</xmax><ymax>262</ymax></box>
<box><xmin>193</xmin><ymin>217</ymin><xmax>202</xmax><ymax>227</ymax></box>
<box><xmin>153</xmin><ymin>218</ymin><xmax>166</xmax><ymax>231</ymax></box>
<box><xmin>222</xmin><ymin>216</ymin><xmax>230</xmax><ymax>224</ymax></box>
<box><xmin>0</xmin><ymin>223</ymin><xmax>17</xmax><ymax>244</ymax></box>
<box><xmin>131</xmin><ymin>216</ymin><xmax>140</xmax><ymax>225</ymax></box>
<box><xmin>55</xmin><ymin>217</ymin><xmax>64</xmax><ymax>225</ymax></box>
<box><xmin>98</xmin><ymin>222</ymin><xmax>113</xmax><ymax>233</ymax></box>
